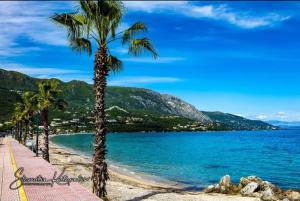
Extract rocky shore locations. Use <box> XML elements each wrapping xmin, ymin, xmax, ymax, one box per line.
<box><xmin>205</xmin><ymin>175</ymin><xmax>300</xmax><ymax>201</ymax></box>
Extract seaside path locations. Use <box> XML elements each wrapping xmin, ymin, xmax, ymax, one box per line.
<box><xmin>0</xmin><ymin>137</ymin><xmax>101</xmax><ymax>201</ymax></box>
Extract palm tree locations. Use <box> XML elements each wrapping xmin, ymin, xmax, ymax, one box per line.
<box><xmin>37</xmin><ymin>80</ymin><xmax>67</xmax><ymax>162</ymax></box>
<box><xmin>51</xmin><ymin>0</ymin><xmax>158</xmax><ymax>198</ymax></box>
<box><xmin>12</xmin><ymin>102</ymin><xmax>26</xmax><ymax>143</ymax></box>
<box><xmin>22</xmin><ymin>92</ymin><xmax>39</xmax><ymax>147</ymax></box>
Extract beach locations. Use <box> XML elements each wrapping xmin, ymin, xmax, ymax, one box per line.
<box><xmin>49</xmin><ymin>140</ymin><xmax>259</xmax><ymax>201</ymax></box>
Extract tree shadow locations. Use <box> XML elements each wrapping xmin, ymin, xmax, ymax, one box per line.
<box><xmin>125</xmin><ymin>186</ymin><xmax>195</xmax><ymax>201</ymax></box>
<box><xmin>126</xmin><ymin>191</ymin><xmax>165</xmax><ymax>201</ymax></box>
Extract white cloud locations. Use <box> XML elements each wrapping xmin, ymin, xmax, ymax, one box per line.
<box><xmin>0</xmin><ymin>47</ymin><xmax>42</xmax><ymax>56</ymax></box>
<box><xmin>2</xmin><ymin>64</ymin><xmax>79</xmax><ymax>75</ymax></box>
<box><xmin>109</xmin><ymin>76</ymin><xmax>182</xmax><ymax>86</ymax></box>
<box><xmin>124</xmin><ymin>1</ymin><xmax>289</xmax><ymax>29</ymax></box>
<box><xmin>246</xmin><ymin>111</ymin><xmax>300</xmax><ymax>122</ymax></box>
<box><xmin>1</xmin><ymin>64</ymin><xmax>93</xmax><ymax>83</ymax></box>
<box><xmin>275</xmin><ymin>111</ymin><xmax>287</xmax><ymax>119</ymax></box>
<box><xmin>122</xmin><ymin>57</ymin><xmax>185</xmax><ymax>63</ymax></box>
<box><xmin>0</xmin><ymin>1</ymin><xmax>73</xmax><ymax>57</ymax></box>
<box><xmin>255</xmin><ymin>115</ymin><xmax>268</xmax><ymax>120</ymax></box>
<box><xmin>124</xmin><ymin>1</ymin><xmax>187</xmax><ymax>13</ymax></box>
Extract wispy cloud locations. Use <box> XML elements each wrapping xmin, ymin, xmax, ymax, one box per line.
<box><xmin>109</xmin><ymin>76</ymin><xmax>182</xmax><ymax>86</ymax></box>
<box><xmin>122</xmin><ymin>57</ymin><xmax>185</xmax><ymax>63</ymax></box>
<box><xmin>254</xmin><ymin>115</ymin><xmax>269</xmax><ymax>120</ymax></box>
<box><xmin>2</xmin><ymin>64</ymin><xmax>79</xmax><ymax>75</ymax></box>
<box><xmin>124</xmin><ymin>1</ymin><xmax>289</xmax><ymax>29</ymax></box>
<box><xmin>247</xmin><ymin>111</ymin><xmax>300</xmax><ymax>122</ymax></box>
<box><xmin>1</xmin><ymin>64</ymin><xmax>93</xmax><ymax>83</ymax></box>
<box><xmin>0</xmin><ymin>1</ymin><xmax>73</xmax><ymax>57</ymax></box>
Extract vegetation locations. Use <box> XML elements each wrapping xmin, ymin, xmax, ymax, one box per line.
<box><xmin>37</xmin><ymin>80</ymin><xmax>66</xmax><ymax>162</ymax></box>
<box><xmin>22</xmin><ymin>92</ymin><xmax>39</xmax><ymax>144</ymax></box>
<box><xmin>0</xmin><ymin>68</ymin><xmax>276</xmax><ymax>133</ymax></box>
<box><xmin>51</xmin><ymin>0</ymin><xmax>158</xmax><ymax>197</ymax></box>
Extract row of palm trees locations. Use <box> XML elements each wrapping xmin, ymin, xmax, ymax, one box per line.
<box><xmin>50</xmin><ymin>0</ymin><xmax>158</xmax><ymax>199</ymax></box>
<box><xmin>11</xmin><ymin>80</ymin><xmax>66</xmax><ymax>162</ymax></box>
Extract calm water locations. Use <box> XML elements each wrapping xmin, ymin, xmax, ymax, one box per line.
<box><xmin>51</xmin><ymin>130</ymin><xmax>300</xmax><ymax>190</ymax></box>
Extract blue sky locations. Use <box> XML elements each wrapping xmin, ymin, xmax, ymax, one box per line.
<box><xmin>1</xmin><ymin>1</ymin><xmax>300</xmax><ymax>121</ymax></box>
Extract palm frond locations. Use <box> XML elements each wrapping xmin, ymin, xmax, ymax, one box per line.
<box><xmin>51</xmin><ymin>13</ymin><xmax>84</xmax><ymax>42</ymax></box>
<box><xmin>37</xmin><ymin>80</ymin><xmax>65</xmax><ymax>111</ymax></box>
<box><xmin>122</xmin><ymin>22</ymin><xmax>148</xmax><ymax>44</ymax></box>
<box><xmin>107</xmin><ymin>55</ymin><xmax>123</xmax><ymax>72</ymax></box>
<box><xmin>70</xmin><ymin>38</ymin><xmax>92</xmax><ymax>55</ymax></box>
<box><xmin>128</xmin><ymin>38</ymin><xmax>158</xmax><ymax>58</ymax></box>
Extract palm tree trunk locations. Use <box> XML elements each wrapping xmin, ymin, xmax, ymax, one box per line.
<box><xmin>41</xmin><ymin>108</ymin><xmax>50</xmax><ymax>162</ymax></box>
<box><xmin>28</xmin><ymin>115</ymin><xmax>34</xmax><ymax>152</ymax></box>
<box><xmin>23</xmin><ymin>120</ymin><xmax>29</xmax><ymax>145</ymax></box>
<box><xmin>92</xmin><ymin>46</ymin><xmax>109</xmax><ymax>198</ymax></box>
<box><xmin>29</xmin><ymin>115</ymin><xmax>34</xmax><ymax>139</ymax></box>
<box><xmin>15</xmin><ymin>123</ymin><xmax>19</xmax><ymax>140</ymax></box>
<box><xmin>35</xmin><ymin>126</ymin><xmax>39</xmax><ymax>157</ymax></box>
<box><xmin>18</xmin><ymin>121</ymin><xmax>23</xmax><ymax>143</ymax></box>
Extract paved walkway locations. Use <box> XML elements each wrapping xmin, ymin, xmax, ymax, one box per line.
<box><xmin>0</xmin><ymin>137</ymin><xmax>101</xmax><ymax>201</ymax></box>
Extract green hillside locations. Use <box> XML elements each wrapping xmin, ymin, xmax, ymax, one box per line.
<box><xmin>203</xmin><ymin>111</ymin><xmax>275</xmax><ymax>130</ymax></box>
<box><xmin>0</xmin><ymin>68</ymin><xmax>277</xmax><ymax>132</ymax></box>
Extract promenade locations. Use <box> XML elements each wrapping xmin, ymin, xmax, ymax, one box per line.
<box><xmin>0</xmin><ymin>137</ymin><xmax>101</xmax><ymax>201</ymax></box>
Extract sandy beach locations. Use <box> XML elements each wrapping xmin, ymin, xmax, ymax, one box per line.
<box><xmin>48</xmin><ymin>140</ymin><xmax>259</xmax><ymax>201</ymax></box>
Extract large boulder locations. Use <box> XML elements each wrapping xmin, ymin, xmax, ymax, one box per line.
<box><xmin>220</xmin><ymin>175</ymin><xmax>231</xmax><ymax>188</ymax></box>
<box><xmin>204</xmin><ymin>175</ymin><xmax>237</xmax><ymax>194</ymax></box>
<box><xmin>240</xmin><ymin>176</ymin><xmax>263</xmax><ymax>187</ymax></box>
<box><xmin>286</xmin><ymin>190</ymin><xmax>300</xmax><ymax>201</ymax></box>
<box><xmin>240</xmin><ymin>182</ymin><xmax>259</xmax><ymax>196</ymax></box>
<box><xmin>260</xmin><ymin>187</ymin><xmax>278</xmax><ymax>201</ymax></box>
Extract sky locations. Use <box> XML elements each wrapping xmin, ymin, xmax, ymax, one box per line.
<box><xmin>0</xmin><ymin>1</ymin><xmax>300</xmax><ymax>121</ymax></box>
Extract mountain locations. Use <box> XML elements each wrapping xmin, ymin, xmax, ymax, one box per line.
<box><xmin>0</xmin><ymin>68</ymin><xmax>276</xmax><ymax>132</ymax></box>
<box><xmin>203</xmin><ymin>112</ymin><xmax>276</xmax><ymax>130</ymax></box>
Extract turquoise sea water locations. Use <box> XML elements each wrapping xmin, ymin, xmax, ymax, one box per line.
<box><xmin>51</xmin><ymin>130</ymin><xmax>300</xmax><ymax>190</ymax></box>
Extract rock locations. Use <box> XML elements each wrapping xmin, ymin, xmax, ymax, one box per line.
<box><xmin>240</xmin><ymin>176</ymin><xmax>262</xmax><ymax>187</ymax></box>
<box><xmin>247</xmin><ymin>176</ymin><xmax>263</xmax><ymax>183</ymax></box>
<box><xmin>261</xmin><ymin>195</ymin><xmax>278</xmax><ymax>201</ymax></box>
<box><xmin>220</xmin><ymin>186</ymin><xmax>226</xmax><ymax>193</ymax></box>
<box><xmin>261</xmin><ymin>188</ymin><xmax>274</xmax><ymax>197</ymax></box>
<box><xmin>240</xmin><ymin>182</ymin><xmax>259</xmax><ymax>196</ymax></box>
<box><xmin>204</xmin><ymin>184</ymin><xmax>221</xmax><ymax>193</ymax></box>
<box><xmin>251</xmin><ymin>192</ymin><xmax>262</xmax><ymax>198</ymax></box>
<box><xmin>204</xmin><ymin>185</ymin><xmax>215</xmax><ymax>193</ymax></box>
<box><xmin>219</xmin><ymin>175</ymin><xmax>231</xmax><ymax>188</ymax></box>
<box><xmin>240</xmin><ymin>177</ymin><xmax>250</xmax><ymax>186</ymax></box>
<box><xmin>286</xmin><ymin>190</ymin><xmax>300</xmax><ymax>201</ymax></box>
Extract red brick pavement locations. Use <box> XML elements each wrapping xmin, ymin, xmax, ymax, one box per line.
<box><xmin>1</xmin><ymin>138</ymin><xmax>101</xmax><ymax>201</ymax></box>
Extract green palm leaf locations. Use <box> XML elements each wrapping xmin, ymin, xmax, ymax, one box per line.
<box><xmin>129</xmin><ymin>38</ymin><xmax>158</xmax><ymax>58</ymax></box>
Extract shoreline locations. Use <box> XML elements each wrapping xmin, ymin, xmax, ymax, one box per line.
<box><xmin>52</xmin><ymin>128</ymin><xmax>281</xmax><ymax>136</ymax></box>
<box><xmin>49</xmin><ymin>139</ymin><xmax>191</xmax><ymax>192</ymax></box>
<box><xmin>48</xmin><ymin>138</ymin><xmax>259</xmax><ymax>201</ymax></box>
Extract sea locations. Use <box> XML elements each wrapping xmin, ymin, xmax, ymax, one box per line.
<box><xmin>51</xmin><ymin>129</ymin><xmax>300</xmax><ymax>190</ymax></box>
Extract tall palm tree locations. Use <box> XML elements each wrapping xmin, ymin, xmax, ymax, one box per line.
<box><xmin>51</xmin><ymin>0</ymin><xmax>158</xmax><ymax>198</ymax></box>
<box><xmin>37</xmin><ymin>80</ymin><xmax>67</xmax><ymax>162</ymax></box>
<box><xmin>22</xmin><ymin>92</ymin><xmax>39</xmax><ymax>147</ymax></box>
